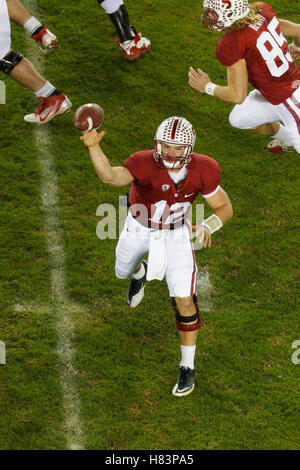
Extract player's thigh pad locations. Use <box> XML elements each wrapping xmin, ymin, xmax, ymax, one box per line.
<box><xmin>99</xmin><ymin>0</ymin><xmax>123</xmax><ymax>14</ymax></box>
<box><xmin>229</xmin><ymin>90</ymin><xmax>281</xmax><ymax>129</ymax></box>
<box><xmin>115</xmin><ymin>213</ymin><xmax>149</xmax><ymax>279</ymax></box>
<box><xmin>0</xmin><ymin>0</ymin><xmax>11</xmax><ymax>59</ymax></box>
<box><xmin>280</xmin><ymin>87</ymin><xmax>300</xmax><ymax>154</ymax></box>
<box><xmin>165</xmin><ymin>225</ymin><xmax>198</xmax><ymax>298</ymax></box>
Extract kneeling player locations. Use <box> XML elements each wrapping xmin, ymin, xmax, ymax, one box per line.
<box><xmin>188</xmin><ymin>0</ymin><xmax>300</xmax><ymax>155</ymax></box>
<box><xmin>81</xmin><ymin>117</ymin><xmax>233</xmax><ymax>397</ymax></box>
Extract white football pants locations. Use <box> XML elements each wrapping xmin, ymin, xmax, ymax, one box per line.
<box><xmin>0</xmin><ymin>0</ymin><xmax>11</xmax><ymax>59</ymax></box>
<box><xmin>100</xmin><ymin>0</ymin><xmax>123</xmax><ymax>14</ymax></box>
<box><xmin>229</xmin><ymin>87</ymin><xmax>300</xmax><ymax>153</ymax></box>
<box><xmin>115</xmin><ymin>211</ymin><xmax>198</xmax><ymax>298</ymax></box>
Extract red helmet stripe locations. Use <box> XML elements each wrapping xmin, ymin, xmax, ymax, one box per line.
<box><xmin>171</xmin><ymin>118</ymin><xmax>179</xmax><ymax>140</ymax></box>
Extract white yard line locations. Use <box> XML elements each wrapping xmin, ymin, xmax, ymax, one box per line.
<box><xmin>24</xmin><ymin>1</ymin><xmax>84</xmax><ymax>449</ymax></box>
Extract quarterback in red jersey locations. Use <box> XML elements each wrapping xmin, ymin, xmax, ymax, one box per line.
<box><xmin>188</xmin><ymin>1</ymin><xmax>300</xmax><ymax>154</ymax></box>
<box><xmin>81</xmin><ymin>116</ymin><xmax>233</xmax><ymax>397</ymax></box>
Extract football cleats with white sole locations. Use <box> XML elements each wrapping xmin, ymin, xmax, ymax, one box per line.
<box><xmin>24</xmin><ymin>93</ymin><xmax>72</xmax><ymax>124</ymax></box>
<box><xmin>267</xmin><ymin>138</ymin><xmax>292</xmax><ymax>154</ymax></box>
<box><xmin>31</xmin><ymin>26</ymin><xmax>57</xmax><ymax>56</ymax></box>
<box><xmin>172</xmin><ymin>366</ymin><xmax>196</xmax><ymax>397</ymax></box>
<box><xmin>117</xmin><ymin>27</ymin><xmax>151</xmax><ymax>60</ymax></box>
<box><xmin>127</xmin><ymin>261</ymin><xmax>148</xmax><ymax>308</ymax></box>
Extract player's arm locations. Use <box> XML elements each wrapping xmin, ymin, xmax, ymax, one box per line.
<box><xmin>81</xmin><ymin>129</ymin><xmax>135</xmax><ymax>186</ymax></box>
<box><xmin>279</xmin><ymin>18</ymin><xmax>300</xmax><ymax>60</ymax></box>
<box><xmin>188</xmin><ymin>59</ymin><xmax>248</xmax><ymax>104</ymax></box>
<box><xmin>204</xmin><ymin>186</ymin><xmax>233</xmax><ymax>225</ymax></box>
<box><xmin>194</xmin><ymin>187</ymin><xmax>233</xmax><ymax>248</ymax></box>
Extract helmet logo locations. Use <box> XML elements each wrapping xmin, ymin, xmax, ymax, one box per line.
<box><xmin>222</xmin><ymin>0</ymin><xmax>232</xmax><ymax>8</ymax></box>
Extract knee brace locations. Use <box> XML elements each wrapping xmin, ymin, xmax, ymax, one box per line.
<box><xmin>0</xmin><ymin>50</ymin><xmax>24</xmax><ymax>75</ymax></box>
<box><xmin>171</xmin><ymin>295</ymin><xmax>201</xmax><ymax>332</ymax></box>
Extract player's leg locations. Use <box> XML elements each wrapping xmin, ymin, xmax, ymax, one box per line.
<box><xmin>0</xmin><ymin>0</ymin><xmax>70</xmax><ymax>122</ymax></box>
<box><xmin>171</xmin><ymin>295</ymin><xmax>200</xmax><ymax>397</ymax></box>
<box><xmin>229</xmin><ymin>89</ymin><xmax>293</xmax><ymax>153</ymax></box>
<box><xmin>165</xmin><ymin>226</ymin><xmax>199</xmax><ymax>397</ymax></box>
<box><xmin>6</xmin><ymin>0</ymin><xmax>57</xmax><ymax>55</ymax></box>
<box><xmin>0</xmin><ymin>49</ymin><xmax>71</xmax><ymax>123</ymax></box>
<box><xmin>277</xmin><ymin>89</ymin><xmax>300</xmax><ymax>154</ymax></box>
<box><xmin>115</xmin><ymin>213</ymin><xmax>149</xmax><ymax>307</ymax></box>
<box><xmin>97</xmin><ymin>0</ymin><xmax>150</xmax><ymax>60</ymax></box>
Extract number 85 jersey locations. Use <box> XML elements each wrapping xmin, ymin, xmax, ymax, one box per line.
<box><xmin>215</xmin><ymin>2</ymin><xmax>300</xmax><ymax>105</ymax></box>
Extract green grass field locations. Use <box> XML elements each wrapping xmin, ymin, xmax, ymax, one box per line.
<box><xmin>0</xmin><ymin>0</ymin><xmax>299</xmax><ymax>450</ymax></box>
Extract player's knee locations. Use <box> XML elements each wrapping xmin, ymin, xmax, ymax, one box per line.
<box><xmin>171</xmin><ymin>296</ymin><xmax>201</xmax><ymax>332</ymax></box>
<box><xmin>175</xmin><ymin>296</ymin><xmax>194</xmax><ymax>314</ymax></box>
<box><xmin>115</xmin><ymin>265</ymin><xmax>129</xmax><ymax>279</ymax></box>
<box><xmin>229</xmin><ymin>107</ymin><xmax>244</xmax><ymax>129</ymax></box>
<box><xmin>0</xmin><ymin>50</ymin><xmax>24</xmax><ymax>75</ymax></box>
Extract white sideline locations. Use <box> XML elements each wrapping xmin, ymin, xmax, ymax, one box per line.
<box><xmin>24</xmin><ymin>1</ymin><xmax>84</xmax><ymax>450</ymax></box>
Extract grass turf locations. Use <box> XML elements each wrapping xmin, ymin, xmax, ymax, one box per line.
<box><xmin>0</xmin><ymin>0</ymin><xmax>299</xmax><ymax>450</ymax></box>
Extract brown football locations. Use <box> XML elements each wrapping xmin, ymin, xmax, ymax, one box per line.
<box><xmin>73</xmin><ymin>103</ymin><xmax>104</xmax><ymax>132</ymax></box>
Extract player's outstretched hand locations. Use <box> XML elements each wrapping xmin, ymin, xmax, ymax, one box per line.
<box><xmin>192</xmin><ymin>225</ymin><xmax>212</xmax><ymax>248</ymax></box>
<box><xmin>288</xmin><ymin>43</ymin><xmax>300</xmax><ymax>61</ymax></box>
<box><xmin>80</xmin><ymin>129</ymin><xmax>105</xmax><ymax>147</ymax></box>
<box><xmin>188</xmin><ymin>67</ymin><xmax>211</xmax><ymax>93</ymax></box>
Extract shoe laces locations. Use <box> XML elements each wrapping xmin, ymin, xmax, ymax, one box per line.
<box><xmin>178</xmin><ymin>367</ymin><xmax>189</xmax><ymax>385</ymax></box>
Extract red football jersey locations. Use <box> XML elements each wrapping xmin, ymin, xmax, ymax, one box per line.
<box><xmin>122</xmin><ymin>150</ymin><xmax>221</xmax><ymax>230</ymax></box>
<box><xmin>215</xmin><ymin>2</ymin><xmax>300</xmax><ymax>105</ymax></box>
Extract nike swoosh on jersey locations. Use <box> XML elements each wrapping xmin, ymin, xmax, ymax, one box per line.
<box><xmin>184</xmin><ymin>193</ymin><xmax>194</xmax><ymax>198</ymax></box>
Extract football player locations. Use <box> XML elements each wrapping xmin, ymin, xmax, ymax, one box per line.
<box><xmin>97</xmin><ymin>0</ymin><xmax>151</xmax><ymax>60</ymax></box>
<box><xmin>7</xmin><ymin>0</ymin><xmax>57</xmax><ymax>55</ymax></box>
<box><xmin>188</xmin><ymin>1</ymin><xmax>300</xmax><ymax>154</ymax></box>
<box><xmin>81</xmin><ymin>117</ymin><xmax>233</xmax><ymax>397</ymax></box>
<box><xmin>0</xmin><ymin>0</ymin><xmax>71</xmax><ymax>122</ymax></box>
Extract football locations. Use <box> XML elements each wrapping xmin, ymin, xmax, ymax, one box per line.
<box><xmin>73</xmin><ymin>103</ymin><xmax>104</xmax><ymax>132</ymax></box>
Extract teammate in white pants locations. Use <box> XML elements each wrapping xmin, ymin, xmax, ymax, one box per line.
<box><xmin>81</xmin><ymin>116</ymin><xmax>233</xmax><ymax>397</ymax></box>
<box><xmin>97</xmin><ymin>0</ymin><xmax>150</xmax><ymax>60</ymax></box>
<box><xmin>0</xmin><ymin>0</ymin><xmax>71</xmax><ymax>123</ymax></box>
<box><xmin>188</xmin><ymin>1</ymin><xmax>300</xmax><ymax>155</ymax></box>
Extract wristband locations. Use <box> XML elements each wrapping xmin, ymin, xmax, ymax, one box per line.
<box><xmin>201</xmin><ymin>214</ymin><xmax>223</xmax><ymax>234</ymax></box>
<box><xmin>205</xmin><ymin>82</ymin><xmax>217</xmax><ymax>96</ymax></box>
<box><xmin>291</xmin><ymin>42</ymin><xmax>300</xmax><ymax>52</ymax></box>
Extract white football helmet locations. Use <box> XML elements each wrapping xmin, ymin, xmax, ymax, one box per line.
<box><xmin>154</xmin><ymin>116</ymin><xmax>196</xmax><ymax>169</ymax></box>
<box><xmin>202</xmin><ymin>0</ymin><xmax>250</xmax><ymax>32</ymax></box>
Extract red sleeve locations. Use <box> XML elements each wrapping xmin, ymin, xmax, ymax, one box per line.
<box><xmin>215</xmin><ymin>31</ymin><xmax>245</xmax><ymax>66</ymax></box>
<box><xmin>122</xmin><ymin>151</ymin><xmax>151</xmax><ymax>181</ymax></box>
<box><xmin>260</xmin><ymin>2</ymin><xmax>276</xmax><ymax>18</ymax></box>
<box><xmin>200</xmin><ymin>158</ymin><xmax>221</xmax><ymax>197</ymax></box>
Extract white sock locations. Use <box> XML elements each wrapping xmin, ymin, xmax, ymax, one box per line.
<box><xmin>34</xmin><ymin>81</ymin><xmax>55</xmax><ymax>98</ymax></box>
<box><xmin>23</xmin><ymin>17</ymin><xmax>42</xmax><ymax>35</ymax></box>
<box><xmin>132</xmin><ymin>262</ymin><xmax>145</xmax><ymax>280</ymax></box>
<box><xmin>272</xmin><ymin>124</ymin><xmax>292</xmax><ymax>147</ymax></box>
<box><xmin>180</xmin><ymin>345</ymin><xmax>196</xmax><ymax>370</ymax></box>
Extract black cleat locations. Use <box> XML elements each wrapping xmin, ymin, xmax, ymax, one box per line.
<box><xmin>172</xmin><ymin>366</ymin><xmax>196</xmax><ymax>397</ymax></box>
<box><xmin>127</xmin><ymin>260</ymin><xmax>147</xmax><ymax>308</ymax></box>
